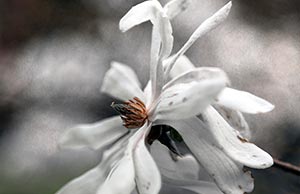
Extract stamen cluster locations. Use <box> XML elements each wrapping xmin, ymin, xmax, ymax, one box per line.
<box><xmin>111</xmin><ymin>97</ymin><xmax>148</xmax><ymax>129</ymax></box>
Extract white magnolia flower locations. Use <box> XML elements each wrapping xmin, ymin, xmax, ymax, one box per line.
<box><xmin>56</xmin><ymin>0</ymin><xmax>275</xmax><ymax>194</ymax></box>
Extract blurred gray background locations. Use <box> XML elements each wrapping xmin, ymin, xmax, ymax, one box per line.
<box><xmin>0</xmin><ymin>0</ymin><xmax>300</xmax><ymax>193</ymax></box>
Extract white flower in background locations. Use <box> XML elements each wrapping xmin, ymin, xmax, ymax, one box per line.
<box><xmin>56</xmin><ymin>0</ymin><xmax>275</xmax><ymax>194</ymax></box>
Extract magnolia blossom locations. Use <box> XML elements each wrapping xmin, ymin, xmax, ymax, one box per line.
<box><xmin>56</xmin><ymin>0</ymin><xmax>275</xmax><ymax>194</ymax></box>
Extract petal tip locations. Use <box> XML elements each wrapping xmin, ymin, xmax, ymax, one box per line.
<box><xmin>256</xmin><ymin>102</ymin><xmax>275</xmax><ymax>114</ymax></box>
<box><xmin>259</xmin><ymin>156</ymin><xmax>274</xmax><ymax>169</ymax></box>
<box><xmin>119</xmin><ymin>20</ymin><xmax>128</xmax><ymax>33</ymax></box>
<box><xmin>225</xmin><ymin>1</ymin><xmax>232</xmax><ymax>12</ymax></box>
<box><xmin>220</xmin><ymin>1</ymin><xmax>232</xmax><ymax>19</ymax></box>
<box><xmin>265</xmin><ymin>103</ymin><xmax>275</xmax><ymax>112</ymax></box>
<box><xmin>247</xmin><ymin>151</ymin><xmax>274</xmax><ymax>169</ymax></box>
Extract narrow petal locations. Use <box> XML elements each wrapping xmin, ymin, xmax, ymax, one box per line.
<box><xmin>162</xmin><ymin>118</ymin><xmax>254</xmax><ymax>194</ymax></box>
<box><xmin>164</xmin><ymin>0</ymin><xmax>191</xmax><ymax>19</ymax></box>
<box><xmin>154</xmin><ymin>69</ymin><xmax>228</xmax><ymax>120</ymax></box>
<box><xmin>157</xmin><ymin>15</ymin><xmax>173</xmax><ymax>60</ymax></box>
<box><xmin>133</xmin><ymin>126</ymin><xmax>161</xmax><ymax>194</ymax></box>
<box><xmin>150</xmin><ymin>10</ymin><xmax>173</xmax><ymax>99</ymax></box>
<box><xmin>202</xmin><ymin>106</ymin><xmax>273</xmax><ymax>169</ymax></box>
<box><xmin>119</xmin><ymin>0</ymin><xmax>173</xmax><ymax>99</ymax></box>
<box><xmin>59</xmin><ymin>116</ymin><xmax>128</xmax><ymax>150</ymax></box>
<box><xmin>101</xmin><ymin>61</ymin><xmax>145</xmax><ymax>102</ymax></box>
<box><xmin>119</xmin><ymin>0</ymin><xmax>163</xmax><ymax>32</ymax></box>
<box><xmin>216</xmin><ymin>87</ymin><xmax>275</xmax><ymax>114</ymax></box>
<box><xmin>150</xmin><ymin>23</ymin><xmax>164</xmax><ymax>99</ymax></box>
<box><xmin>214</xmin><ymin>105</ymin><xmax>251</xmax><ymax>139</ymax></box>
<box><xmin>165</xmin><ymin>1</ymin><xmax>232</xmax><ymax>76</ymax></box>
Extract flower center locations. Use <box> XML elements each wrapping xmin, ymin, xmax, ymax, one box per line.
<box><xmin>111</xmin><ymin>97</ymin><xmax>148</xmax><ymax>129</ymax></box>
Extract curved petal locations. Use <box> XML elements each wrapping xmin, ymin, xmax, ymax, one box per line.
<box><xmin>165</xmin><ymin>1</ymin><xmax>232</xmax><ymax>76</ymax></box>
<box><xmin>164</xmin><ymin>0</ymin><xmax>191</xmax><ymax>19</ymax></box>
<box><xmin>56</xmin><ymin>137</ymin><xmax>128</xmax><ymax>194</ymax></box>
<box><xmin>96</xmin><ymin>123</ymin><xmax>155</xmax><ymax>194</ymax></box>
<box><xmin>202</xmin><ymin>106</ymin><xmax>273</xmax><ymax>169</ymax></box>
<box><xmin>213</xmin><ymin>105</ymin><xmax>251</xmax><ymax>139</ymax></box>
<box><xmin>119</xmin><ymin>0</ymin><xmax>173</xmax><ymax>99</ymax></box>
<box><xmin>216</xmin><ymin>87</ymin><xmax>275</xmax><ymax>114</ymax></box>
<box><xmin>59</xmin><ymin>116</ymin><xmax>128</xmax><ymax>150</ymax></box>
<box><xmin>150</xmin><ymin>9</ymin><xmax>173</xmax><ymax>99</ymax></box>
<box><xmin>96</xmin><ymin>154</ymin><xmax>135</xmax><ymax>194</ymax></box>
<box><xmin>151</xmin><ymin>141</ymin><xmax>199</xmax><ymax>180</ymax></box>
<box><xmin>154</xmin><ymin>69</ymin><xmax>228</xmax><ymax>120</ymax></box>
<box><xmin>119</xmin><ymin>0</ymin><xmax>173</xmax><ymax>59</ymax></box>
<box><xmin>133</xmin><ymin>126</ymin><xmax>161</xmax><ymax>194</ymax></box>
<box><xmin>101</xmin><ymin>61</ymin><xmax>145</xmax><ymax>102</ymax></box>
<box><xmin>96</xmin><ymin>133</ymin><xmax>139</xmax><ymax>194</ymax></box>
<box><xmin>162</xmin><ymin>118</ymin><xmax>254</xmax><ymax>194</ymax></box>
<box><xmin>119</xmin><ymin>0</ymin><xmax>163</xmax><ymax>32</ymax></box>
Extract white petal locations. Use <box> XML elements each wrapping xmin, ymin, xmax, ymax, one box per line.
<box><xmin>150</xmin><ymin>11</ymin><xmax>173</xmax><ymax>99</ymax></box>
<box><xmin>96</xmin><ymin>124</ymin><xmax>153</xmax><ymax>194</ymax></box>
<box><xmin>157</xmin><ymin>15</ymin><xmax>174</xmax><ymax>60</ymax></box>
<box><xmin>96</xmin><ymin>134</ymin><xmax>138</xmax><ymax>194</ymax></box>
<box><xmin>119</xmin><ymin>0</ymin><xmax>173</xmax><ymax>58</ymax></box>
<box><xmin>119</xmin><ymin>0</ymin><xmax>163</xmax><ymax>32</ymax></box>
<box><xmin>154</xmin><ymin>69</ymin><xmax>228</xmax><ymax>120</ymax></box>
<box><xmin>143</xmin><ymin>81</ymin><xmax>152</xmax><ymax>107</ymax></box>
<box><xmin>165</xmin><ymin>1</ymin><xmax>232</xmax><ymax>76</ymax></box>
<box><xmin>163</xmin><ymin>118</ymin><xmax>254</xmax><ymax>194</ymax></box>
<box><xmin>96</xmin><ymin>155</ymin><xmax>135</xmax><ymax>194</ymax></box>
<box><xmin>101</xmin><ymin>61</ymin><xmax>145</xmax><ymax>101</ymax></box>
<box><xmin>163</xmin><ymin>177</ymin><xmax>223</xmax><ymax>194</ymax></box>
<box><xmin>164</xmin><ymin>67</ymin><xmax>229</xmax><ymax>89</ymax></box>
<box><xmin>55</xmin><ymin>165</ymin><xmax>105</xmax><ymax>194</ymax></box>
<box><xmin>214</xmin><ymin>105</ymin><xmax>252</xmax><ymax>139</ymax></box>
<box><xmin>133</xmin><ymin>126</ymin><xmax>161</xmax><ymax>194</ymax></box>
<box><xmin>166</xmin><ymin>55</ymin><xmax>196</xmax><ymax>78</ymax></box>
<box><xmin>150</xmin><ymin>23</ymin><xmax>164</xmax><ymax>99</ymax></box>
<box><xmin>119</xmin><ymin>0</ymin><xmax>173</xmax><ymax>99</ymax></box>
<box><xmin>164</xmin><ymin>0</ymin><xmax>191</xmax><ymax>19</ymax></box>
<box><xmin>59</xmin><ymin>116</ymin><xmax>127</xmax><ymax>150</ymax></box>
<box><xmin>175</xmin><ymin>155</ymin><xmax>200</xmax><ymax>180</ymax></box>
<box><xmin>216</xmin><ymin>87</ymin><xmax>275</xmax><ymax>114</ymax></box>
<box><xmin>151</xmin><ymin>141</ymin><xmax>199</xmax><ymax>180</ymax></box>
<box><xmin>202</xmin><ymin>106</ymin><xmax>273</xmax><ymax>169</ymax></box>
<box><xmin>56</xmin><ymin>138</ymin><xmax>127</xmax><ymax>194</ymax></box>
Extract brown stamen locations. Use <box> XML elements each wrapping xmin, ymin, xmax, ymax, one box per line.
<box><xmin>111</xmin><ymin>97</ymin><xmax>148</xmax><ymax>129</ymax></box>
